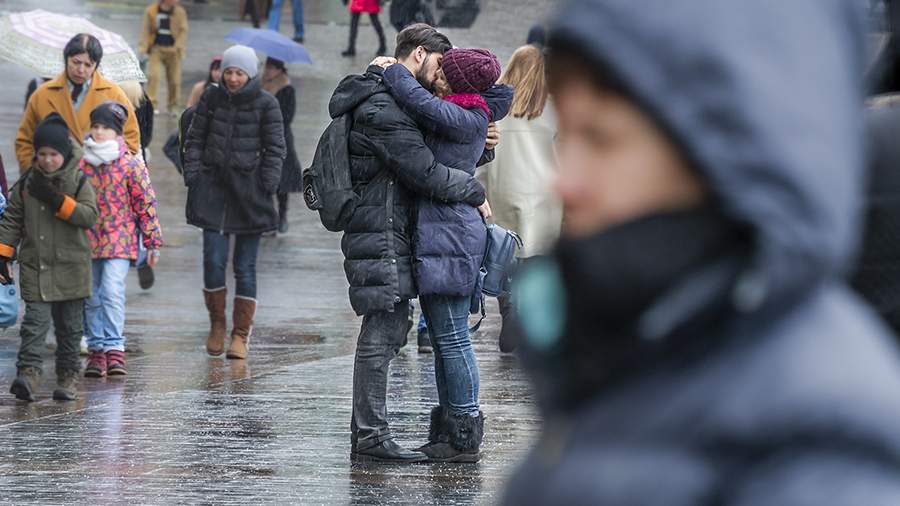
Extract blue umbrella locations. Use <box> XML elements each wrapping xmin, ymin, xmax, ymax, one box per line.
<box><xmin>224</xmin><ymin>27</ymin><xmax>312</xmax><ymax>65</ymax></box>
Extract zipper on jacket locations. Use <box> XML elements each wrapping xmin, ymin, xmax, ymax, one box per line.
<box><xmin>220</xmin><ymin>102</ymin><xmax>236</xmax><ymax>234</ymax></box>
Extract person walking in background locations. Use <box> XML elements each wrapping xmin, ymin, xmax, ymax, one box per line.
<box><xmin>262</xmin><ymin>57</ymin><xmax>302</xmax><ymax>234</ymax></box>
<box><xmin>24</xmin><ymin>77</ymin><xmax>51</xmax><ymax>110</ymax></box>
<box><xmin>186</xmin><ymin>56</ymin><xmax>222</xmax><ymax>108</ymax></box>
<box><xmin>80</xmin><ymin>102</ymin><xmax>162</xmax><ymax>378</ymax></box>
<box><xmin>1</xmin><ymin>114</ymin><xmax>98</xmax><ymax>402</ymax></box>
<box><xmin>241</xmin><ymin>0</ymin><xmax>267</xmax><ymax>28</ymax></box>
<box><xmin>267</xmin><ymin>0</ymin><xmax>304</xmax><ymax>43</ymax></box>
<box><xmin>183</xmin><ymin>45</ymin><xmax>285</xmax><ymax>361</ymax></box>
<box><xmin>139</xmin><ymin>0</ymin><xmax>188</xmax><ymax>116</ymax></box>
<box><xmin>17</xmin><ymin>34</ymin><xmax>141</xmax><ymax>172</ymax></box>
<box><xmin>504</xmin><ymin>0</ymin><xmax>900</xmax><ymax>503</ymax></box>
<box><xmin>342</xmin><ymin>0</ymin><xmax>387</xmax><ymax>58</ymax></box>
<box><xmin>118</xmin><ymin>81</ymin><xmax>154</xmax><ymax>166</ymax></box>
<box><xmin>477</xmin><ymin>45</ymin><xmax>560</xmax><ymax>353</ymax></box>
<box><xmin>375</xmin><ymin>47</ymin><xmax>513</xmax><ymax>462</ymax></box>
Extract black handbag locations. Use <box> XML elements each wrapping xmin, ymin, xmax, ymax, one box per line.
<box><xmin>470</xmin><ymin>223</ymin><xmax>523</xmax><ymax>331</ymax></box>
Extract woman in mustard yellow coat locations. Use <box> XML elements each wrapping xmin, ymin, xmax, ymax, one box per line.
<box><xmin>16</xmin><ymin>34</ymin><xmax>140</xmax><ymax>172</ymax></box>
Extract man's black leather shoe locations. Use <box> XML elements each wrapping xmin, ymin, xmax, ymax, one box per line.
<box><xmin>351</xmin><ymin>439</ymin><xmax>427</xmax><ymax>463</ymax></box>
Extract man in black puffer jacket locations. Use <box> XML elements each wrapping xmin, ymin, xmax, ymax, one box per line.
<box><xmin>328</xmin><ymin>23</ymin><xmax>487</xmax><ymax>463</ymax></box>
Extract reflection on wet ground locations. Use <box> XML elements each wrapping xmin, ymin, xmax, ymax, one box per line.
<box><xmin>0</xmin><ymin>0</ymin><xmax>554</xmax><ymax>502</ymax></box>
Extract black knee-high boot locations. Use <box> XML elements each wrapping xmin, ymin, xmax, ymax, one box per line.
<box><xmin>370</xmin><ymin>13</ymin><xmax>387</xmax><ymax>56</ymax></box>
<box><xmin>343</xmin><ymin>12</ymin><xmax>361</xmax><ymax>56</ymax></box>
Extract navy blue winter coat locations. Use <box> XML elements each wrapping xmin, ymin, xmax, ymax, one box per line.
<box><xmin>383</xmin><ymin>64</ymin><xmax>513</xmax><ymax>296</ymax></box>
<box><xmin>504</xmin><ymin>1</ymin><xmax>900</xmax><ymax>505</ymax></box>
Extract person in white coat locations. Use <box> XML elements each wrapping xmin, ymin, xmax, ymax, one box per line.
<box><xmin>478</xmin><ymin>44</ymin><xmax>562</xmax><ymax>352</ymax></box>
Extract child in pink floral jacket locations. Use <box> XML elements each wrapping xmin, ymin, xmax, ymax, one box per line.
<box><xmin>80</xmin><ymin>101</ymin><xmax>162</xmax><ymax>377</ymax></box>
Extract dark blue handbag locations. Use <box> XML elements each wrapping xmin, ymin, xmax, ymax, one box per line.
<box><xmin>470</xmin><ymin>223</ymin><xmax>523</xmax><ymax>331</ymax></box>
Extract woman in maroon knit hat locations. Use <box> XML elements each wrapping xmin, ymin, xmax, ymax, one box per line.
<box><xmin>371</xmin><ymin>48</ymin><xmax>514</xmax><ymax>463</ymax></box>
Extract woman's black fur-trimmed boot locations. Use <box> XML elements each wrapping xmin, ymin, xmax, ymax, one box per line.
<box><xmin>419</xmin><ymin>408</ymin><xmax>484</xmax><ymax>463</ymax></box>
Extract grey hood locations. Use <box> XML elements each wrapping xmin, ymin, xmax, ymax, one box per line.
<box><xmin>550</xmin><ymin>0</ymin><xmax>868</xmax><ymax>319</ymax></box>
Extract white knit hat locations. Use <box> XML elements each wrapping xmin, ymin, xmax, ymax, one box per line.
<box><xmin>221</xmin><ymin>45</ymin><xmax>259</xmax><ymax>79</ymax></box>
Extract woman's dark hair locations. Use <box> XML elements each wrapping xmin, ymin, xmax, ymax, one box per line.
<box><xmin>527</xmin><ymin>24</ymin><xmax>546</xmax><ymax>49</ymax></box>
<box><xmin>265</xmin><ymin>57</ymin><xmax>287</xmax><ymax>74</ymax></box>
<box><xmin>394</xmin><ymin>23</ymin><xmax>451</xmax><ymax>60</ymax></box>
<box><xmin>206</xmin><ymin>56</ymin><xmax>223</xmax><ymax>86</ymax></box>
<box><xmin>63</xmin><ymin>33</ymin><xmax>103</xmax><ymax>65</ymax></box>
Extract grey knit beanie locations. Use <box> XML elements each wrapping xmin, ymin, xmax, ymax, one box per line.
<box><xmin>221</xmin><ymin>45</ymin><xmax>259</xmax><ymax>79</ymax></box>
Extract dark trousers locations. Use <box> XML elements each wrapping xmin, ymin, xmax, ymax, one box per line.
<box><xmin>347</xmin><ymin>12</ymin><xmax>387</xmax><ymax>52</ymax></box>
<box><xmin>202</xmin><ymin>230</ymin><xmax>261</xmax><ymax>298</ymax></box>
<box><xmin>17</xmin><ymin>299</ymin><xmax>85</xmax><ymax>374</ymax></box>
<box><xmin>351</xmin><ymin>301</ymin><xmax>410</xmax><ymax>451</ymax></box>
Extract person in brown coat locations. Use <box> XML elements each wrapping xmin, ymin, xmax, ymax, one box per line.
<box><xmin>138</xmin><ymin>0</ymin><xmax>189</xmax><ymax>115</ymax></box>
<box><xmin>16</xmin><ymin>34</ymin><xmax>140</xmax><ymax>172</ymax></box>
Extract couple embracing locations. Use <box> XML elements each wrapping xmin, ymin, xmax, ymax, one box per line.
<box><xmin>329</xmin><ymin>23</ymin><xmax>513</xmax><ymax>463</ymax></box>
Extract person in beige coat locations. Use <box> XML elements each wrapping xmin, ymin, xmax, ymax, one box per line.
<box><xmin>138</xmin><ymin>0</ymin><xmax>188</xmax><ymax>115</ymax></box>
<box><xmin>478</xmin><ymin>44</ymin><xmax>562</xmax><ymax>352</ymax></box>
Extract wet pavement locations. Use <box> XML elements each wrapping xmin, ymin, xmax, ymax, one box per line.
<box><xmin>0</xmin><ymin>0</ymin><xmax>554</xmax><ymax>503</ymax></box>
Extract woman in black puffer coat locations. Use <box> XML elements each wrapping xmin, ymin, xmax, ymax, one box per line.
<box><xmin>183</xmin><ymin>44</ymin><xmax>285</xmax><ymax>361</ymax></box>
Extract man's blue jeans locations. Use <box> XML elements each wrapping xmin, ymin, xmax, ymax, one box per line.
<box><xmin>267</xmin><ymin>0</ymin><xmax>305</xmax><ymax>39</ymax></box>
<box><xmin>202</xmin><ymin>230</ymin><xmax>261</xmax><ymax>298</ymax></box>
<box><xmin>420</xmin><ymin>294</ymin><xmax>480</xmax><ymax>416</ymax></box>
<box><xmin>85</xmin><ymin>259</ymin><xmax>131</xmax><ymax>352</ymax></box>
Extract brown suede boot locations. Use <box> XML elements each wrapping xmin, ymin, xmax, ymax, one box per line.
<box><xmin>226</xmin><ymin>296</ymin><xmax>256</xmax><ymax>360</ymax></box>
<box><xmin>204</xmin><ymin>288</ymin><xmax>227</xmax><ymax>356</ymax></box>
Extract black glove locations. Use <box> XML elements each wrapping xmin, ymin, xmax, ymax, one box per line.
<box><xmin>0</xmin><ymin>256</ymin><xmax>13</xmax><ymax>285</ymax></box>
<box><xmin>28</xmin><ymin>171</ymin><xmax>65</xmax><ymax>211</ymax></box>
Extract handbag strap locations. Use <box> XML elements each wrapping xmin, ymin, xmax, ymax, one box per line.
<box><xmin>469</xmin><ymin>292</ymin><xmax>487</xmax><ymax>333</ymax></box>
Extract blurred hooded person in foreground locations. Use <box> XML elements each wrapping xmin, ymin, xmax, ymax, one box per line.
<box><xmin>504</xmin><ymin>0</ymin><xmax>900</xmax><ymax>504</ymax></box>
<box><xmin>852</xmin><ymin>103</ymin><xmax>900</xmax><ymax>334</ymax></box>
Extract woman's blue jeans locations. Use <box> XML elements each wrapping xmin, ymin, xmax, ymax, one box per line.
<box><xmin>420</xmin><ymin>294</ymin><xmax>480</xmax><ymax>416</ymax></box>
<box><xmin>202</xmin><ymin>230</ymin><xmax>261</xmax><ymax>298</ymax></box>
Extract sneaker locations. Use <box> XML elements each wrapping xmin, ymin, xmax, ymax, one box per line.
<box><xmin>293</xmin><ymin>36</ymin><xmax>304</xmax><ymax>44</ymax></box>
<box><xmin>53</xmin><ymin>369</ymin><xmax>79</xmax><ymax>401</ymax></box>
<box><xmin>106</xmin><ymin>350</ymin><xmax>127</xmax><ymax>376</ymax></box>
<box><xmin>138</xmin><ymin>264</ymin><xmax>155</xmax><ymax>290</ymax></box>
<box><xmin>10</xmin><ymin>367</ymin><xmax>40</xmax><ymax>402</ymax></box>
<box><xmin>84</xmin><ymin>351</ymin><xmax>107</xmax><ymax>378</ymax></box>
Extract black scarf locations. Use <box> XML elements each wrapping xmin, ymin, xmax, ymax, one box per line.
<box><xmin>521</xmin><ymin>207</ymin><xmax>751</xmax><ymax>411</ymax></box>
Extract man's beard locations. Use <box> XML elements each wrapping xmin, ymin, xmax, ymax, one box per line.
<box><xmin>415</xmin><ymin>55</ymin><xmax>437</xmax><ymax>93</ymax></box>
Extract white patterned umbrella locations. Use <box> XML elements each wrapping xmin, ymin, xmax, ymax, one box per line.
<box><xmin>0</xmin><ymin>10</ymin><xmax>145</xmax><ymax>83</ymax></box>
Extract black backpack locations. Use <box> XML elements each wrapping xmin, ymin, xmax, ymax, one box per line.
<box><xmin>302</xmin><ymin>113</ymin><xmax>358</xmax><ymax>232</ymax></box>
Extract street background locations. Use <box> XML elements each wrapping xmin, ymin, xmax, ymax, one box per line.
<box><xmin>0</xmin><ymin>0</ymin><xmax>555</xmax><ymax>503</ymax></box>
